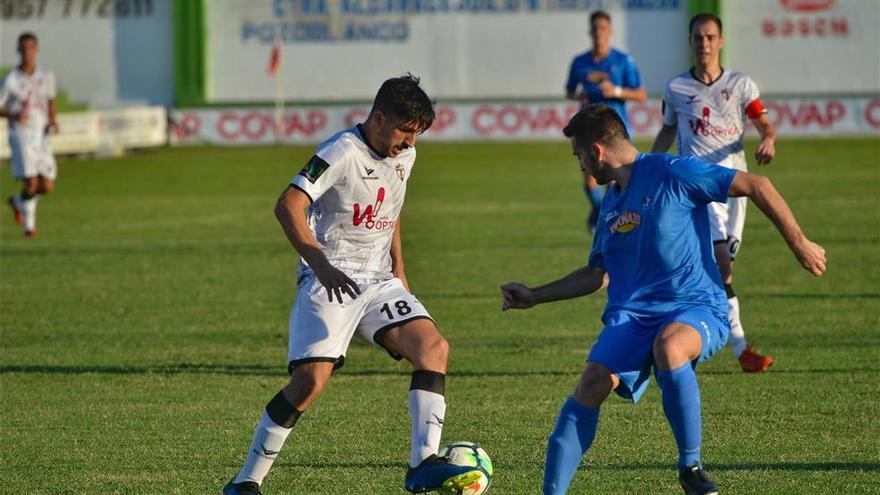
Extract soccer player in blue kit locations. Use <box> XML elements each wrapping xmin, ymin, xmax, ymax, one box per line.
<box><xmin>501</xmin><ymin>105</ymin><xmax>826</xmax><ymax>495</ymax></box>
<box><xmin>565</xmin><ymin>10</ymin><xmax>646</xmax><ymax>233</ymax></box>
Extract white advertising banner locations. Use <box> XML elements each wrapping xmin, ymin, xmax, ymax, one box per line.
<box><xmin>723</xmin><ymin>0</ymin><xmax>880</xmax><ymax>94</ymax></box>
<box><xmin>205</xmin><ymin>0</ymin><xmax>688</xmax><ymax>102</ymax></box>
<box><xmin>169</xmin><ymin>97</ymin><xmax>880</xmax><ymax>145</ymax></box>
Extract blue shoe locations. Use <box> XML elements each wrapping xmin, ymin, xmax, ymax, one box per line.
<box><xmin>222</xmin><ymin>480</ymin><xmax>261</xmax><ymax>495</ymax></box>
<box><xmin>404</xmin><ymin>454</ymin><xmax>484</xmax><ymax>493</ymax></box>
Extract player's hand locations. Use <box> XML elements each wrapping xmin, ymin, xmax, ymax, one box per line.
<box><xmin>755</xmin><ymin>139</ymin><xmax>775</xmax><ymax>165</ymax></box>
<box><xmin>792</xmin><ymin>237</ymin><xmax>826</xmax><ymax>277</ymax></box>
<box><xmin>598</xmin><ymin>80</ymin><xmax>618</xmax><ymax>99</ymax></box>
<box><xmin>500</xmin><ymin>282</ymin><xmax>537</xmax><ymax>311</ymax></box>
<box><xmin>313</xmin><ymin>263</ymin><xmax>361</xmax><ymax>303</ymax></box>
<box><xmin>46</xmin><ymin>121</ymin><xmax>59</xmax><ymax>135</ymax></box>
<box><xmin>15</xmin><ymin>109</ymin><xmax>28</xmax><ymax>124</ymax></box>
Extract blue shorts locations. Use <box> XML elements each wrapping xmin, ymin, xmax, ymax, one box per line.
<box><xmin>587</xmin><ymin>307</ymin><xmax>729</xmax><ymax>403</ymax></box>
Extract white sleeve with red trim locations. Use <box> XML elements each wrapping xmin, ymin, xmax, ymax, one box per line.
<box><xmin>662</xmin><ymin>80</ymin><xmax>677</xmax><ymax>126</ymax></box>
<box><xmin>741</xmin><ymin>76</ymin><xmax>766</xmax><ymax>120</ymax></box>
<box><xmin>290</xmin><ymin>139</ymin><xmax>349</xmax><ymax>202</ymax></box>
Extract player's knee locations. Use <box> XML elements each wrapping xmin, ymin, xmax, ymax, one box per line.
<box><xmin>572</xmin><ymin>363</ymin><xmax>614</xmax><ymax>407</ymax></box>
<box><xmin>23</xmin><ymin>179</ymin><xmax>39</xmax><ymax>196</ymax></box>
<box><xmin>653</xmin><ymin>328</ymin><xmax>700</xmax><ymax>370</ymax></box>
<box><xmin>410</xmin><ymin>332</ymin><xmax>448</xmax><ymax>370</ymax></box>
<box><xmin>38</xmin><ymin>180</ymin><xmax>54</xmax><ymax>194</ymax></box>
<box><xmin>286</xmin><ymin>364</ymin><xmax>332</xmax><ymax>404</ymax></box>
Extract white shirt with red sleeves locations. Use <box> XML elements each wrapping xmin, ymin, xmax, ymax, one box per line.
<box><xmin>290</xmin><ymin>125</ymin><xmax>416</xmax><ymax>281</ymax></box>
<box><xmin>662</xmin><ymin>69</ymin><xmax>766</xmax><ymax>171</ymax></box>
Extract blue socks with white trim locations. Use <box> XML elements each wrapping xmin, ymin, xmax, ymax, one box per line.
<box><xmin>656</xmin><ymin>363</ymin><xmax>702</xmax><ymax>470</ymax></box>
<box><xmin>542</xmin><ymin>396</ymin><xmax>599</xmax><ymax>495</ymax></box>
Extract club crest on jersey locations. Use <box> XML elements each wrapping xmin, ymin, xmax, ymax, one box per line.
<box><xmin>721</xmin><ymin>88</ymin><xmax>732</xmax><ymax>101</ymax></box>
<box><xmin>609</xmin><ymin>211</ymin><xmax>641</xmax><ymax>234</ymax></box>
<box><xmin>395</xmin><ymin>164</ymin><xmax>405</xmax><ymax>181</ymax></box>
<box><xmin>299</xmin><ymin>155</ymin><xmax>330</xmax><ymax>183</ymax></box>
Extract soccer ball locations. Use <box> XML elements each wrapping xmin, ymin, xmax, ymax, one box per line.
<box><xmin>438</xmin><ymin>441</ymin><xmax>493</xmax><ymax>494</ymax></box>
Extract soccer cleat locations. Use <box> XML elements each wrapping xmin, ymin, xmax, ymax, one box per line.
<box><xmin>679</xmin><ymin>462</ymin><xmax>719</xmax><ymax>495</ymax></box>
<box><xmin>404</xmin><ymin>454</ymin><xmax>484</xmax><ymax>493</ymax></box>
<box><xmin>7</xmin><ymin>197</ymin><xmax>23</xmax><ymax>226</ymax></box>
<box><xmin>24</xmin><ymin>229</ymin><xmax>36</xmax><ymax>238</ymax></box>
<box><xmin>222</xmin><ymin>480</ymin><xmax>262</xmax><ymax>495</ymax></box>
<box><xmin>738</xmin><ymin>345</ymin><xmax>774</xmax><ymax>373</ymax></box>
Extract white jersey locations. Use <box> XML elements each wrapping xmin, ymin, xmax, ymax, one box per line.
<box><xmin>290</xmin><ymin>125</ymin><xmax>416</xmax><ymax>281</ymax></box>
<box><xmin>662</xmin><ymin>69</ymin><xmax>766</xmax><ymax>171</ymax></box>
<box><xmin>0</xmin><ymin>66</ymin><xmax>56</xmax><ymax>138</ymax></box>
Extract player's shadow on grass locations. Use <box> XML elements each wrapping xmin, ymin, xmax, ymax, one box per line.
<box><xmin>3</xmin><ymin>363</ymin><xmax>880</xmax><ymax>377</ymax></box>
<box><xmin>600</xmin><ymin>461</ymin><xmax>880</xmax><ymax>472</ymax></box>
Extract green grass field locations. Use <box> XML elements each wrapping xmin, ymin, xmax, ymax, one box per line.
<box><xmin>1</xmin><ymin>138</ymin><xmax>878</xmax><ymax>494</ymax></box>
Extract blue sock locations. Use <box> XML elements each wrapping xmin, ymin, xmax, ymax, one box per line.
<box><xmin>543</xmin><ymin>396</ymin><xmax>599</xmax><ymax>495</ymax></box>
<box><xmin>656</xmin><ymin>363</ymin><xmax>702</xmax><ymax>470</ymax></box>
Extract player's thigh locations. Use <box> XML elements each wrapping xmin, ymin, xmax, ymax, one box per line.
<box><xmin>356</xmin><ymin>278</ymin><xmax>438</xmax><ymax>365</ymax></box>
<box><xmin>287</xmin><ymin>276</ymin><xmax>368</xmax><ymax>371</ymax></box>
<box><xmin>9</xmin><ymin>135</ymin><xmax>36</xmax><ymax>181</ymax></box>
<box><xmin>656</xmin><ymin>308</ymin><xmax>728</xmax><ymax>369</ymax></box>
<box><xmin>37</xmin><ymin>146</ymin><xmax>58</xmax><ymax>186</ymax></box>
<box><xmin>587</xmin><ymin>312</ymin><xmax>655</xmax><ymax>403</ymax></box>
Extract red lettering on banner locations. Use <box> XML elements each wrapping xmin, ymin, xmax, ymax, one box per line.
<box><xmin>427</xmin><ymin>106</ymin><xmax>456</xmax><ymax>135</ymax></box>
<box><xmin>766</xmin><ymin>100</ymin><xmax>847</xmax><ymax>128</ymax></box>
<box><xmin>628</xmin><ymin>102</ymin><xmax>663</xmax><ymax>135</ymax></box>
<box><xmin>763</xmin><ymin>17</ymin><xmax>847</xmax><ymax>38</ymax></box>
<box><xmin>780</xmin><ymin>0</ymin><xmax>835</xmax><ymax>13</ymax></box>
<box><xmin>171</xmin><ymin>113</ymin><xmax>202</xmax><ymax>142</ymax></box>
<box><xmin>280</xmin><ymin>111</ymin><xmax>327</xmax><ymax>137</ymax></box>
<box><xmin>470</xmin><ymin>104</ymin><xmax>580</xmax><ymax>136</ymax></box>
<box><xmin>218</xmin><ymin>111</ymin><xmax>240</xmax><ymax>141</ymax></box>
<box><xmin>865</xmin><ymin>100</ymin><xmax>880</xmax><ymax>129</ymax></box>
<box><xmin>214</xmin><ymin>111</ymin><xmax>328</xmax><ymax>142</ymax></box>
<box><xmin>345</xmin><ymin>108</ymin><xmax>369</xmax><ymax>127</ymax></box>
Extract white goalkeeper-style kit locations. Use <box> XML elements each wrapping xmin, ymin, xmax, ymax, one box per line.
<box><xmin>662</xmin><ymin>69</ymin><xmax>768</xmax><ymax>257</ymax></box>
<box><xmin>0</xmin><ymin>66</ymin><xmax>57</xmax><ymax>180</ymax></box>
<box><xmin>287</xmin><ymin>125</ymin><xmax>432</xmax><ymax>369</ymax></box>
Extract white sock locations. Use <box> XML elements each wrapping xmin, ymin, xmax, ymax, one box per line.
<box><xmin>20</xmin><ymin>194</ymin><xmax>39</xmax><ymax>232</ymax></box>
<box><xmin>233</xmin><ymin>411</ymin><xmax>293</xmax><ymax>485</ymax></box>
<box><xmin>728</xmin><ymin>296</ymin><xmax>747</xmax><ymax>357</ymax></box>
<box><xmin>409</xmin><ymin>389</ymin><xmax>447</xmax><ymax>467</ymax></box>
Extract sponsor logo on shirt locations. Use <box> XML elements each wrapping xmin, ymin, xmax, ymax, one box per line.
<box><xmin>609</xmin><ymin>211</ymin><xmax>641</xmax><ymax>234</ymax></box>
<box><xmin>362</xmin><ymin>165</ymin><xmax>378</xmax><ymax>180</ymax></box>
<box><xmin>687</xmin><ymin>106</ymin><xmax>740</xmax><ymax>138</ymax></box>
<box><xmin>352</xmin><ymin>187</ymin><xmax>395</xmax><ymax>231</ymax></box>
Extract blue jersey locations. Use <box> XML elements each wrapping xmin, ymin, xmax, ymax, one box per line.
<box><xmin>565</xmin><ymin>48</ymin><xmax>642</xmax><ymax>130</ymax></box>
<box><xmin>588</xmin><ymin>153</ymin><xmax>736</xmax><ymax>324</ymax></box>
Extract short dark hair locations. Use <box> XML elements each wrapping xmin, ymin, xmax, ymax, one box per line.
<box><xmin>370</xmin><ymin>73</ymin><xmax>436</xmax><ymax>132</ymax></box>
<box><xmin>689</xmin><ymin>13</ymin><xmax>723</xmax><ymax>36</ymax></box>
<box><xmin>562</xmin><ymin>104</ymin><xmax>630</xmax><ymax>147</ymax></box>
<box><xmin>18</xmin><ymin>32</ymin><xmax>38</xmax><ymax>45</ymax></box>
<box><xmin>590</xmin><ymin>10</ymin><xmax>611</xmax><ymax>27</ymax></box>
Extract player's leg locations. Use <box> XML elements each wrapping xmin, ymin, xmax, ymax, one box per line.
<box><xmin>225</xmin><ymin>277</ymin><xmax>360</xmax><ymax>494</ymax></box>
<box><xmin>654</xmin><ymin>314</ymin><xmax>721</xmax><ymax>495</ymax></box>
<box><xmin>582</xmin><ymin>171</ymin><xmax>604</xmax><ymax>233</ymax></box>
<box><xmin>544</xmin><ymin>313</ymin><xmax>653</xmax><ymax>495</ymax></box>
<box><xmin>16</xmin><ymin>177</ymin><xmax>40</xmax><ymax>236</ymax></box>
<box><xmin>723</xmin><ymin>197</ymin><xmax>773</xmax><ymax>372</ymax></box>
<box><xmin>543</xmin><ymin>362</ymin><xmax>619</xmax><ymax>495</ymax></box>
<box><xmin>227</xmin><ymin>362</ymin><xmax>335</xmax><ymax>494</ymax></box>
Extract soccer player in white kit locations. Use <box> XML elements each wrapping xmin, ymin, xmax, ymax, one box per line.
<box><xmin>652</xmin><ymin>13</ymin><xmax>778</xmax><ymax>373</ymax></box>
<box><xmin>223</xmin><ymin>75</ymin><xmax>484</xmax><ymax>495</ymax></box>
<box><xmin>1</xmin><ymin>32</ymin><xmax>59</xmax><ymax>238</ymax></box>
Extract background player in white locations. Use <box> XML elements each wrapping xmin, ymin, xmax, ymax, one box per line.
<box><xmin>1</xmin><ymin>32</ymin><xmax>58</xmax><ymax>238</ymax></box>
<box><xmin>223</xmin><ymin>75</ymin><xmax>483</xmax><ymax>495</ymax></box>
<box><xmin>651</xmin><ymin>13</ymin><xmax>778</xmax><ymax>373</ymax></box>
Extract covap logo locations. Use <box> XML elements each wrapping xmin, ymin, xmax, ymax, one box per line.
<box><xmin>609</xmin><ymin>211</ymin><xmax>641</xmax><ymax>234</ymax></box>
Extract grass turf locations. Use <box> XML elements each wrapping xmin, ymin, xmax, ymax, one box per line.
<box><xmin>1</xmin><ymin>138</ymin><xmax>878</xmax><ymax>494</ymax></box>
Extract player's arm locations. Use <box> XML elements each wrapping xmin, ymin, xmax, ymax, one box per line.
<box><xmin>500</xmin><ymin>265</ymin><xmax>607</xmax><ymax>311</ymax></box>
<box><xmin>47</xmin><ymin>98</ymin><xmax>59</xmax><ymax>134</ymax></box>
<box><xmin>750</xmin><ymin>113</ymin><xmax>776</xmax><ymax>165</ymax></box>
<box><xmin>390</xmin><ymin>219</ymin><xmax>409</xmax><ymax>291</ymax></box>
<box><xmin>274</xmin><ymin>186</ymin><xmax>360</xmax><ymax>303</ymax></box>
<box><xmin>728</xmin><ymin>172</ymin><xmax>826</xmax><ymax>276</ymax></box>
<box><xmin>598</xmin><ymin>81</ymin><xmax>646</xmax><ymax>101</ymax></box>
<box><xmin>651</xmin><ymin>124</ymin><xmax>677</xmax><ymax>153</ymax></box>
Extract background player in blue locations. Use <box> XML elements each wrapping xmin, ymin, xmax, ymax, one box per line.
<box><xmin>565</xmin><ymin>10</ymin><xmax>646</xmax><ymax>233</ymax></box>
<box><xmin>501</xmin><ymin>105</ymin><xmax>826</xmax><ymax>495</ymax></box>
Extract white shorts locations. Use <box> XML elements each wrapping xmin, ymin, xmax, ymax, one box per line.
<box><xmin>287</xmin><ymin>276</ymin><xmax>433</xmax><ymax>371</ymax></box>
<box><xmin>708</xmin><ymin>196</ymin><xmax>747</xmax><ymax>259</ymax></box>
<box><xmin>10</xmin><ymin>133</ymin><xmax>57</xmax><ymax>181</ymax></box>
